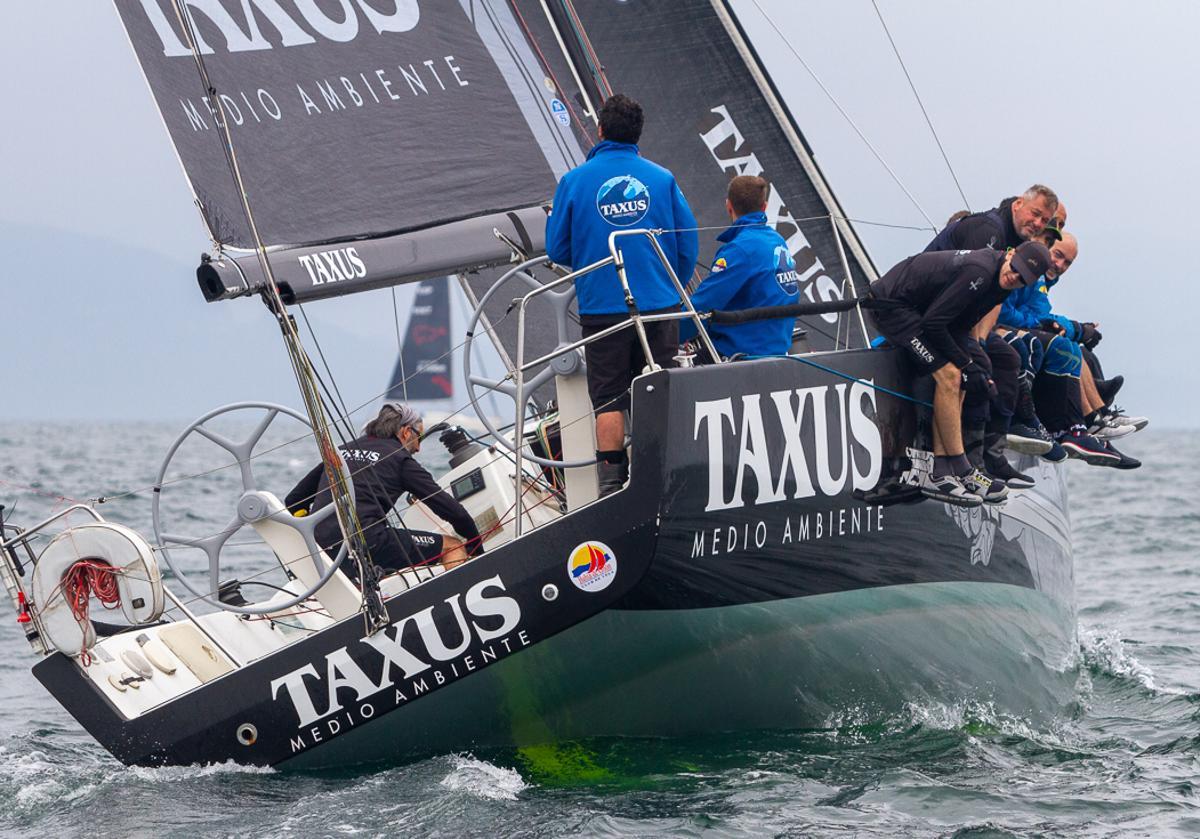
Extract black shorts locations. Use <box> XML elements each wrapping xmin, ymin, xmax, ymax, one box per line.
<box><xmin>326</xmin><ymin>527</ymin><xmax>446</xmax><ymax>580</ymax></box>
<box><xmin>871</xmin><ymin>307</ymin><xmax>959</xmax><ymax>375</ymax></box>
<box><xmin>580</xmin><ymin>310</ymin><xmax>679</xmax><ymax>413</ymax></box>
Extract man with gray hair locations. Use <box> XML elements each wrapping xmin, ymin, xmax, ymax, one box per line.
<box><xmin>924</xmin><ymin>184</ymin><xmax>1059</xmax><ymax>253</ymax></box>
<box><xmin>286</xmin><ymin>402</ymin><xmax>483</xmax><ymax>579</ymax></box>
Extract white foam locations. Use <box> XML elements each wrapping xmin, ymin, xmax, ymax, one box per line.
<box><xmin>1078</xmin><ymin>625</ymin><xmax>1184</xmax><ymax>695</ymax></box>
<box><xmin>439</xmin><ymin>755</ymin><xmax>527</xmax><ymax>801</ymax></box>
<box><xmin>128</xmin><ymin>760</ymin><xmax>276</xmax><ymax>782</ymax></box>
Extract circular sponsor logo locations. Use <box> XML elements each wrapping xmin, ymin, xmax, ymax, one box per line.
<box><xmin>550</xmin><ymin>98</ymin><xmax>571</xmax><ymax>127</ymax></box>
<box><xmin>774</xmin><ymin>245</ymin><xmax>799</xmax><ymax>294</ymax></box>
<box><xmin>595</xmin><ymin>175</ymin><xmax>651</xmax><ymax>227</ymax></box>
<box><xmin>567</xmin><ymin>541</ymin><xmax>617</xmax><ymax>593</ymax></box>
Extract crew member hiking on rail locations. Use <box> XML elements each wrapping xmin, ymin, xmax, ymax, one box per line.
<box><xmin>679</xmin><ymin>175</ymin><xmax>800</xmax><ymax>362</ymax></box>
<box><xmin>545</xmin><ymin>94</ymin><xmax>699</xmax><ymax>497</ymax></box>
<box><xmin>869</xmin><ymin>242</ymin><xmax>1053</xmax><ymax>507</ymax></box>
<box><xmin>286</xmin><ymin>403</ymin><xmax>483</xmax><ymax>579</ymax></box>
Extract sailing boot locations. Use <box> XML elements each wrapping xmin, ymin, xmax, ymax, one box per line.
<box><xmin>597</xmin><ymin>450</ymin><xmax>629</xmax><ymax>498</ymax></box>
<box><xmin>984</xmin><ymin>432</ymin><xmax>1035</xmax><ymax>489</ymax></box>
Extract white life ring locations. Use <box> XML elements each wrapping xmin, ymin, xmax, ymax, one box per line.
<box><xmin>32</xmin><ymin>523</ymin><xmax>165</xmax><ymax>657</ymax></box>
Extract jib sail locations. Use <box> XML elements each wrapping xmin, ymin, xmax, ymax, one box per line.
<box><xmin>114</xmin><ymin>0</ymin><xmax>587</xmax><ymax>303</ymax></box>
<box><xmin>386</xmin><ymin>278</ymin><xmax>453</xmax><ymax>402</ymax></box>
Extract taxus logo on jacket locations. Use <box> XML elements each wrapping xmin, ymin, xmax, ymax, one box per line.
<box><xmin>595</xmin><ymin>176</ymin><xmax>651</xmax><ymax>226</ymax></box>
<box><xmin>774</xmin><ymin>246</ymin><xmax>799</xmax><ymax>293</ymax></box>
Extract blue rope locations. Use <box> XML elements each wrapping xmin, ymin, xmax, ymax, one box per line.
<box><xmin>744</xmin><ymin>354</ymin><xmax>933</xmax><ymax>408</ymax></box>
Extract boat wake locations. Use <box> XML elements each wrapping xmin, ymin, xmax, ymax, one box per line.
<box><xmin>1078</xmin><ymin>624</ymin><xmax>1184</xmax><ymax>696</ymax></box>
<box><xmin>439</xmin><ymin>755</ymin><xmax>527</xmax><ymax>801</ymax></box>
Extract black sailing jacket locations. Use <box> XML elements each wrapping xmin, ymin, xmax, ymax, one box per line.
<box><xmin>923</xmin><ymin>197</ymin><xmax>1023</xmax><ymax>253</ymax></box>
<box><xmin>285</xmin><ymin>434</ymin><xmax>480</xmax><ymax>551</ymax></box>
<box><xmin>871</xmin><ymin>249</ymin><xmax>1011</xmax><ymax>369</ymax></box>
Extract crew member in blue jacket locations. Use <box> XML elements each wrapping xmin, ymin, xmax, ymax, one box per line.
<box><xmin>679</xmin><ymin>175</ymin><xmax>799</xmax><ymax>361</ymax></box>
<box><xmin>545</xmin><ymin>94</ymin><xmax>699</xmax><ymax>495</ymax></box>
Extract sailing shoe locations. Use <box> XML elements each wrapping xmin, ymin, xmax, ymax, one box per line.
<box><xmin>920</xmin><ymin>472</ymin><xmax>984</xmax><ymax>507</ymax></box>
<box><xmin>1059</xmin><ymin>430</ymin><xmax>1121</xmax><ymax>466</ymax></box>
<box><xmin>1006</xmin><ymin>421</ymin><xmax>1054</xmax><ymax>455</ymax></box>
<box><xmin>1096</xmin><ymin>374</ymin><xmax>1125</xmax><ymax>406</ymax></box>
<box><xmin>984</xmin><ymin>455</ymin><xmax>1036</xmax><ymax>489</ymax></box>
<box><xmin>1099</xmin><ymin>444</ymin><xmax>1142</xmax><ymax>470</ymax></box>
<box><xmin>597</xmin><ymin>461</ymin><xmax>629</xmax><ymax>498</ymax></box>
<box><xmin>962</xmin><ymin>468</ymin><xmax>1009</xmax><ymax>504</ymax></box>
<box><xmin>1041</xmin><ymin>439</ymin><xmax>1068</xmax><ymax>463</ymax></box>
<box><xmin>1105</xmin><ymin>405</ymin><xmax>1150</xmax><ymax>432</ymax></box>
<box><xmin>1090</xmin><ymin>416</ymin><xmax>1136</xmax><ymax>440</ymax></box>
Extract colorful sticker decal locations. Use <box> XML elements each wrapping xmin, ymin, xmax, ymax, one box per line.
<box><xmin>567</xmin><ymin>541</ymin><xmax>617</xmax><ymax>593</ymax></box>
<box><xmin>712</xmin><ymin>256</ymin><xmax>727</xmax><ymax>273</ymax></box>
<box><xmin>550</xmin><ymin>98</ymin><xmax>571</xmax><ymax>127</ymax></box>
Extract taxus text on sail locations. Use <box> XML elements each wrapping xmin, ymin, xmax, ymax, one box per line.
<box><xmin>137</xmin><ymin>0</ymin><xmax>421</xmax><ymax>57</ymax></box>
<box><xmin>694</xmin><ymin>382</ymin><xmax>882</xmax><ymax>512</ymax></box>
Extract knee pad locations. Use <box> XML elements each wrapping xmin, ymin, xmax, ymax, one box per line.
<box><xmin>1043</xmin><ymin>336</ymin><xmax>1082</xmax><ymax>377</ymax></box>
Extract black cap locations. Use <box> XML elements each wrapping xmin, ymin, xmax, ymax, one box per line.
<box><xmin>1012</xmin><ymin>241</ymin><xmax>1053</xmax><ymax>286</ymax></box>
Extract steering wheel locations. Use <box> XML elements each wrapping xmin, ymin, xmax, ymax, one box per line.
<box><xmin>463</xmin><ymin>256</ymin><xmax>599</xmax><ymax>468</ymax></box>
<box><xmin>152</xmin><ymin>402</ymin><xmax>355</xmax><ymax>615</ymax></box>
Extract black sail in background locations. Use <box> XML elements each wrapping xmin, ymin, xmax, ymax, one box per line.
<box><xmin>386</xmin><ymin>279</ymin><xmax>453</xmax><ymax>402</ymax></box>
<box><xmin>114</xmin><ymin>0</ymin><xmax>585</xmax><ymax>302</ymax></box>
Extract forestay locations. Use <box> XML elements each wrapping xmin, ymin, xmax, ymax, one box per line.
<box><xmin>115</xmin><ymin>0</ymin><xmax>587</xmax><ymax>302</ymax></box>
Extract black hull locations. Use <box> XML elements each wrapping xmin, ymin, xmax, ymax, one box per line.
<box><xmin>34</xmin><ymin>348</ymin><xmax>1073</xmax><ymax>767</ymax></box>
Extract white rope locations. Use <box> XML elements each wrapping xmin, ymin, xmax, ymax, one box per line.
<box><xmin>870</xmin><ymin>0</ymin><xmax>971</xmax><ymax>212</ymax></box>
<box><xmin>746</xmin><ymin>0</ymin><xmax>938</xmax><ymax>232</ymax></box>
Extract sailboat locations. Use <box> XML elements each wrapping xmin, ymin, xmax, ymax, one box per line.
<box><xmin>0</xmin><ymin>1</ymin><xmax>1074</xmax><ymax>769</ymax></box>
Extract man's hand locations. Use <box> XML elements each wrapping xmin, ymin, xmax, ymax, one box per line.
<box><xmin>961</xmin><ymin>362</ymin><xmax>992</xmax><ymax>398</ymax></box>
<box><xmin>1080</xmin><ymin>323</ymin><xmax>1102</xmax><ymax>350</ymax></box>
<box><xmin>1039</xmin><ymin>318</ymin><xmax>1066</xmax><ymax>336</ymax></box>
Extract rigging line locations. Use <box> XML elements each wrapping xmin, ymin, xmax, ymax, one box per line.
<box><xmin>480</xmin><ymin>0</ymin><xmax>576</xmax><ymax>167</ymax></box>
<box><xmin>869</xmin><ymin>0</ymin><xmax>971</xmax><ymax>212</ymax></box>
<box><xmin>506</xmin><ymin>0</ymin><xmax>595</xmax><ymax>144</ymax></box>
<box><xmin>391</xmin><ymin>287</ymin><xmax>409</xmax><ymax>402</ymax></box>
<box><xmin>86</xmin><ymin>305</ymin><xmax>522</xmax><ymax>507</ymax></box>
<box><xmin>745</xmin><ymin>0</ymin><xmax>938</xmax><ymax>232</ymax></box>
<box><xmin>297</xmin><ymin>304</ymin><xmax>355</xmax><ymax>442</ymax></box>
<box><xmin>169</xmin><ymin>3</ymin><xmax>384</xmax><ymax>628</ymax></box>
<box><xmin>558</xmin><ymin>0</ymin><xmax>613</xmax><ymax>98</ymax></box>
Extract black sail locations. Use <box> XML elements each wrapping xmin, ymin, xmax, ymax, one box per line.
<box><xmin>491</xmin><ymin>0</ymin><xmax>879</xmax><ymax>353</ymax></box>
<box><xmin>115</xmin><ymin>0</ymin><xmax>586</xmax><ymax>302</ymax></box>
<box><xmin>386</xmin><ymin>279</ymin><xmax>454</xmax><ymax>402</ymax></box>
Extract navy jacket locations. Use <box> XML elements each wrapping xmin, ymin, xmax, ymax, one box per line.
<box><xmin>924</xmin><ymin>197</ymin><xmax>1022</xmax><ymax>253</ymax></box>
<box><xmin>679</xmin><ymin>212</ymin><xmax>799</xmax><ymax>358</ymax></box>
<box><xmin>545</xmin><ymin>140</ymin><xmax>699</xmax><ymax>315</ymax></box>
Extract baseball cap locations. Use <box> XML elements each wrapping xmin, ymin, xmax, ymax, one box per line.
<box><xmin>1012</xmin><ymin>241</ymin><xmax>1053</xmax><ymax>286</ymax></box>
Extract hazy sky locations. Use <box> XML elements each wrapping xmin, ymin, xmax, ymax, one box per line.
<box><xmin>1</xmin><ymin>1</ymin><xmax>1196</xmax><ymax>427</ymax></box>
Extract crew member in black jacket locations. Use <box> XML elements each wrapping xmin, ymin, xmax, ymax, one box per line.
<box><xmin>870</xmin><ymin>242</ymin><xmax>1052</xmax><ymax>506</ymax></box>
<box><xmin>924</xmin><ymin>185</ymin><xmax>1058</xmax><ymax>253</ymax></box>
<box><xmin>286</xmin><ymin>403</ymin><xmax>483</xmax><ymax>577</ymax></box>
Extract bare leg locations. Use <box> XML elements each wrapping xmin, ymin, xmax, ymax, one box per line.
<box><xmin>932</xmin><ymin>364</ymin><xmax>964</xmax><ymax>455</ymax></box>
<box><xmin>596</xmin><ymin>410</ymin><xmax>625</xmax><ymax>451</ymax></box>
<box><xmin>1080</xmin><ymin>362</ymin><xmax>1104</xmax><ymax>415</ymax></box>
<box><xmin>439</xmin><ymin>537</ymin><xmax>468</xmax><ymax>570</ymax></box>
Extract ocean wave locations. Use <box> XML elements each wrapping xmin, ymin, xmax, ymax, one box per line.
<box><xmin>1078</xmin><ymin>626</ymin><xmax>1185</xmax><ymax>696</ymax></box>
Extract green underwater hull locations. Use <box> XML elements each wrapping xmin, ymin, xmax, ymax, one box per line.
<box><xmin>286</xmin><ymin>580</ymin><xmax>1076</xmax><ymax>769</ymax></box>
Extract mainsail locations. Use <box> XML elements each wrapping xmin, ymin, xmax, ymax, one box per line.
<box><xmin>115</xmin><ymin>0</ymin><xmax>587</xmax><ymax>302</ymax></box>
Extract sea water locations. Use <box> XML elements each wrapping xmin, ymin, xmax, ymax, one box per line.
<box><xmin>0</xmin><ymin>422</ymin><xmax>1196</xmax><ymax>837</ymax></box>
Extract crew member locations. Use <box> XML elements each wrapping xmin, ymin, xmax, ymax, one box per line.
<box><xmin>869</xmin><ymin>242</ymin><xmax>1052</xmax><ymax>506</ymax></box>
<box><xmin>924</xmin><ymin>184</ymin><xmax>1059</xmax><ymax>253</ymax></box>
<box><xmin>286</xmin><ymin>403</ymin><xmax>483</xmax><ymax>578</ymax></box>
<box><xmin>679</xmin><ymin>175</ymin><xmax>800</xmax><ymax>361</ymax></box>
<box><xmin>545</xmin><ymin>94</ymin><xmax>699</xmax><ymax>495</ymax></box>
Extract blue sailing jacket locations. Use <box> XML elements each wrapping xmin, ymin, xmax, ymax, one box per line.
<box><xmin>999</xmin><ymin>274</ymin><xmax>1077</xmax><ymax>338</ymax></box>
<box><xmin>545</xmin><ymin>141</ymin><xmax>699</xmax><ymax>315</ymax></box>
<box><xmin>679</xmin><ymin>212</ymin><xmax>800</xmax><ymax>358</ymax></box>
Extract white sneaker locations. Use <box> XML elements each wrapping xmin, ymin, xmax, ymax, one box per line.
<box><xmin>1091</xmin><ymin>417</ymin><xmax>1136</xmax><ymax>440</ymax></box>
<box><xmin>920</xmin><ymin>472</ymin><xmax>984</xmax><ymax>507</ymax></box>
<box><xmin>962</xmin><ymin>468</ymin><xmax>1009</xmax><ymax>504</ymax></box>
<box><xmin>1106</xmin><ymin>406</ymin><xmax>1149</xmax><ymax>431</ymax></box>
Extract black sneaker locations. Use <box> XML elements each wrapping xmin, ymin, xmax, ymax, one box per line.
<box><xmin>920</xmin><ymin>472</ymin><xmax>983</xmax><ymax>507</ymax></box>
<box><xmin>1007</xmin><ymin>422</ymin><xmax>1054</xmax><ymax>455</ymax></box>
<box><xmin>1059</xmin><ymin>431</ymin><xmax>1121</xmax><ymax>466</ymax></box>
<box><xmin>1096</xmin><ymin>374</ymin><xmax>1124</xmax><ymax>406</ymax></box>
<box><xmin>984</xmin><ymin>455</ymin><xmax>1035</xmax><ymax>489</ymax></box>
<box><xmin>1098</xmin><ymin>441</ymin><xmax>1142</xmax><ymax>470</ymax></box>
<box><xmin>962</xmin><ymin>468</ymin><xmax>1009</xmax><ymax>504</ymax></box>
